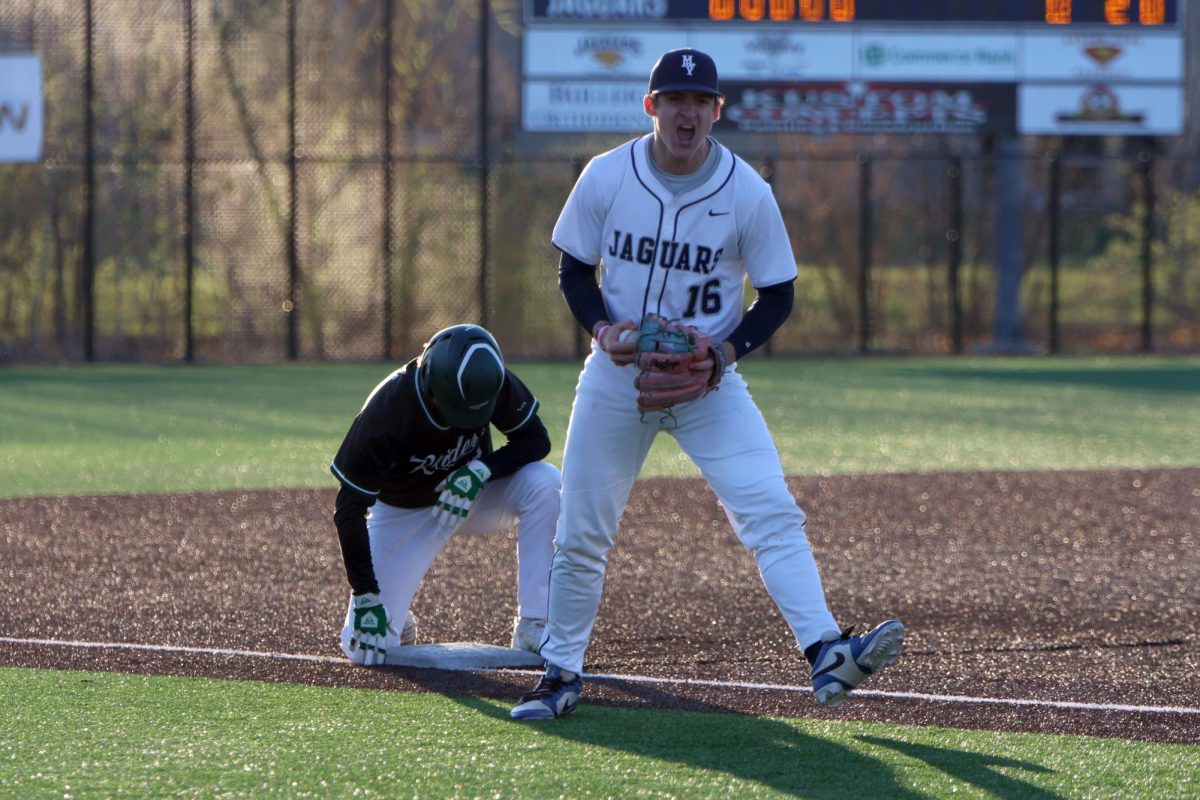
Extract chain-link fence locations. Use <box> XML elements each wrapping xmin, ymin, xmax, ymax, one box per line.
<box><xmin>2</xmin><ymin>1</ymin><xmax>1198</xmax><ymax>363</ymax></box>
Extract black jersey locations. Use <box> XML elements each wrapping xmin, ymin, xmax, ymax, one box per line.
<box><xmin>331</xmin><ymin>359</ymin><xmax>541</xmax><ymax>509</ymax></box>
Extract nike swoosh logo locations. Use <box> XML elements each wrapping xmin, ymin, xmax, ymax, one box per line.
<box><xmin>812</xmin><ymin>651</ymin><xmax>846</xmax><ymax>678</ymax></box>
<box><xmin>708</xmin><ymin>210</ymin><xmax>730</xmax><ymax>216</ymax></box>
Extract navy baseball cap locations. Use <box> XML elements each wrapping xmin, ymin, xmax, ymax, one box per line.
<box><xmin>647</xmin><ymin>48</ymin><xmax>721</xmax><ymax>97</ymax></box>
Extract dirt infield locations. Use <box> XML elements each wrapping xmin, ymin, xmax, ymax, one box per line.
<box><xmin>2</xmin><ymin>469</ymin><xmax>1197</xmax><ymax>744</ymax></box>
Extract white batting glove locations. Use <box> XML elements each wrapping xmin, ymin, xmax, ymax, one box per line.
<box><xmin>432</xmin><ymin>459</ymin><xmax>491</xmax><ymax>532</ymax></box>
<box><xmin>348</xmin><ymin>592</ymin><xmax>396</xmax><ymax>666</ymax></box>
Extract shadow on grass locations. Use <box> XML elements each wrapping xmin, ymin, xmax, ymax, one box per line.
<box><xmin>405</xmin><ymin>670</ymin><xmax>922</xmax><ymax>799</ymax></box>
<box><xmin>396</xmin><ymin>668</ymin><xmax>1070</xmax><ymax>798</ymax></box>
<box><xmin>856</xmin><ymin>734</ymin><xmax>1060</xmax><ymax>800</ymax></box>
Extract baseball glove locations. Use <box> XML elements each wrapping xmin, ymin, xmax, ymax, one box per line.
<box><xmin>632</xmin><ymin>313</ymin><xmax>725</xmax><ymax>413</ymax></box>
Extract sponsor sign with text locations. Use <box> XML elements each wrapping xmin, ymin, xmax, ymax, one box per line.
<box><xmin>1021</xmin><ymin>31</ymin><xmax>1183</xmax><ymax>81</ymax></box>
<box><xmin>718</xmin><ymin>82</ymin><xmax>1016</xmax><ymax>135</ymax></box>
<box><xmin>855</xmin><ymin>33</ymin><xmax>1018</xmax><ymax>82</ymax></box>
<box><xmin>523</xmin><ymin>81</ymin><xmax>653</xmax><ymax>132</ymax></box>
<box><xmin>0</xmin><ymin>55</ymin><xmax>43</xmax><ymax>162</ymax></box>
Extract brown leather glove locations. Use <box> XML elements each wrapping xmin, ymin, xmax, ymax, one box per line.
<box><xmin>631</xmin><ymin>314</ymin><xmax>724</xmax><ymax>413</ymax></box>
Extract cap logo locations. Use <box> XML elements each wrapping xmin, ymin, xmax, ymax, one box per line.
<box><xmin>681</xmin><ymin>54</ymin><xmax>695</xmax><ymax>75</ymax></box>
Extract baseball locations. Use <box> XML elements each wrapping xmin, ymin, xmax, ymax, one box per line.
<box><xmin>618</xmin><ymin>329</ymin><xmax>637</xmax><ymax>343</ymax></box>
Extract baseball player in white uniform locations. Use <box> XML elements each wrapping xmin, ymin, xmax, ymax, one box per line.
<box><xmin>511</xmin><ymin>49</ymin><xmax>904</xmax><ymax>720</ymax></box>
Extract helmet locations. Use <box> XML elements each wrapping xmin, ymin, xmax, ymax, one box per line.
<box><xmin>418</xmin><ymin>324</ymin><xmax>506</xmax><ymax>429</ymax></box>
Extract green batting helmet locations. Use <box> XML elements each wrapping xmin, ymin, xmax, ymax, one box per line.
<box><xmin>418</xmin><ymin>324</ymin><xmax>506</xmax><ymax>429</ymax></box>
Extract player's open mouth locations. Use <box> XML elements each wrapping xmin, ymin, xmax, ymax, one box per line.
<box><xmin>677</xmin><ymin>125</ymin><xmax>696</xmax><ymax>146</ymax></box>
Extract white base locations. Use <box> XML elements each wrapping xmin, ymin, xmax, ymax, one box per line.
<box><xmin>384</xmin><ymin>642</ymin><xmax>544</xmax><ymax>670</ymax></box>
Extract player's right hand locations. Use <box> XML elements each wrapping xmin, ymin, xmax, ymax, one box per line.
<box><xmin>598</xmin><ymin>320</ymin><xmax>639</xmax><ymax>366</ymax></box>
<box><xmin>349</xmin><ymin>592</ymin><xmax>395</xmax><ymax>666</ymax></box>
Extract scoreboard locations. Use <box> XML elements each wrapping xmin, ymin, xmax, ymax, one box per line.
<box><xmin>530</xmin><ymin>1</ymin><xmax>1178</xmax><ymax>25</ymax></box>
<box><xmin>521</xmin><ymin>0</ymin><xmax>1185</xmax><ymax>136</ymax></box>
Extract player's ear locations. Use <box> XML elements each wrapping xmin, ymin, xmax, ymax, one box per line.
<box><xmin>643</xmin><ymin>94</ymin><xmax>657</xmax><ymax>118</ymax></box>
<box><xmin>712</xmin><ymin>99</ymin><xmax>722</xmax><ymax>122</ymax></box>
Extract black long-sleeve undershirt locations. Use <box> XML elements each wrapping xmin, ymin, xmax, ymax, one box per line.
<box><xmin>724</xmin><ymin>281</ymin><xmax>793</xmax><ymax>359</ymax></box>
<box><xmin>334</xmin><ymin>486</ymin><xmax>380</xmax><ymax>595</ymax></box>
<box><xmin>557</xmin><ymin>250</ymin><xmax>794</xmax><ymax>358</ymax></box>
<box><xmin>557</xmin><ymin>251</ymin><xmax>610</xmax><ymax>337</ymax></box>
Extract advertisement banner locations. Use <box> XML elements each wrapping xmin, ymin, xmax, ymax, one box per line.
<box><xmin>1022</xmin><ymin>31</ymin><xmax>1184</xmax><ymax>81</ymax></box>
<box><xmin>718</xmin><ymin>82</ymin><xmax>1016</xmax><ymax>135</ymax></box>
<box><xmin>523</xmin><ymin>81</ymin><xmax>653</xmax><ymax>132</ymax></box>
<box><xmin>0</xmin><ymin>55</ymin><xmax>43</xmax><ymax>162</ymax></box>
<box><xmin>854</xmin><ymin>32</ymin><xmax>1018</xmax><ymax>82</ymax></box>
<box><xmin>1018</xmin><ymin>83</ymin><xmax>1184</xmax><ymax>135</ymax></box>
<box><xmin>524</xmin><ymin>28</ymin><xmax>855</xmax><ymax>82</ymax></box>
<box><xmin>524</xmin><ymin>29</ymin><xmax>679</xmax><ymax>78</ymax></box>
<box><xmin>688</xmin><ymin>29</ymin><xmax>855</xmax><ymax>81</ymax></box>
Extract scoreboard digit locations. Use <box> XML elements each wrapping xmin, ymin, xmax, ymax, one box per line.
<box><xmin>700</xmin><ymin>0</ymin><xmax>1175</xmax><ymax>24</ymax></box>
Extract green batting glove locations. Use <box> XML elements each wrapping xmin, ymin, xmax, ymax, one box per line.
<box><xmin>349</xmin><ymin>592</ymin><xmax>395</xmax><ymax>666</ymax></box>
<box><xmin>432</xmin><ymin>459</ymin><xmax>491</xmax><ymax>531</ymax></box>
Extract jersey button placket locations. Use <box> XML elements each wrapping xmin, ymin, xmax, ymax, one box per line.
<box><xmin>649</xmin><ymin>205</ymin><xmax>675</xmax><ymax>315</ymax></box>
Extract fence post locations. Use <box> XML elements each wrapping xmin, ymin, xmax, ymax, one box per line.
<box><xmin>1140</xmin><ymin>147</ymin><xmax>1155</xmax><ymax>353</ymax></box>
<box><xmin>183</xmin><ymin>0</ymin><xmax>196</xmax><ymax>363</ymax></box>
<box><xmin>382</xmin><ymin>0</ymin><xmax>395</xmax><ymax>361</ymax></box>
<box><xmin>82</xmin><ymin>0</ymin><xmax>96</xmax><ymax>361</ymax></box>
<box><xmin>857</xmin><ymin>153</ymin><xmax>871</xmax><ymax>355</ymax></box>
<box><xmin>947</xmin><ymin>156</ymin><xmax>963</xmax><ymax>354</ymax></box>
<box><xmin>1047</xmin><ymin>150</ymin><xmax>1061</xmax><ymax>355</ymax></box>
<box><xmin>478</xmin><ymin>0</ymin><xmax>490</xmax><ymax>328</ymax></box>
<box><xmin>285</xmin><ymin>0</ymin><xmax>299</xmax><ymax>360</ymax></box>
<box><xmin>990</xmin><ymin>133</ymin><xmax>1026</xmax><ymax>350</ymax></box>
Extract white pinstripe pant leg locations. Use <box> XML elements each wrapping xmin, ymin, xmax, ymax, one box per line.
<box><xmin>670</xmin><ymin>369</ymin><xmax>839</xmax><ymax>651</ymax></box>
<box><xmin>457</xmin><ymin>460</ymin><xmax>561</xmax><ymax>620</ymax></box>
<box><xmin>539</xmin><ymin>352</ymin><xmax>657</xmax><ymax>675</ymax></box>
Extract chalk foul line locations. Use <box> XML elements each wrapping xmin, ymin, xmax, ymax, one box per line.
<box><xmin>2</xmin><ymin>635</ymin><xmax>1197</xmax><ymax>716</ymax></box>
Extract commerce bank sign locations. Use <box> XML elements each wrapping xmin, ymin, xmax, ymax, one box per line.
<box><xmin>861</xmin><ymin>42</ymin><xmax>1017</xmax><ymax>71</ymax></box>
<box><xmin>856</xmin><ymin>34</ymin><xmax>1019</xmax><ymax>80</ymax></box>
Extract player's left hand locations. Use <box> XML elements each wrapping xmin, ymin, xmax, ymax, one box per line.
<box><xmin>432</xmin><ymin>459</ymin><xmax>491</xmax><ymax>531</ymax></box>
<box><xmin>633</xmin><ymin>314</ymin><xmax>725</xmax><ymax>412</ymax></box>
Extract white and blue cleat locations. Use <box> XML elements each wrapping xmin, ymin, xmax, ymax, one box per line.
<box><xmin>510</xmin><ymin>665</ymin><xmax>582</xmax><ymax>720</ymax></box>
<box><xmin>810</xmin><ymin>619</ymin><xmax>905</xmax><ymax>708</ymax></box>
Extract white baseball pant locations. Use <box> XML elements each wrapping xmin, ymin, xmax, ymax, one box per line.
<box><xmin>539</xmin><ymin>349</ymin><xmax>839</xmax><ymax>675</ymax></box>
<box><xmin>339</xmin><ymin>460</ymin><xmax>560</xmax><ymax>659</ymax></box>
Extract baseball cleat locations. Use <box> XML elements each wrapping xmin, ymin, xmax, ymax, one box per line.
<box><xmin>400</xmin><ymin>610</ymin><xmax>418</xmax><ymax>646</ymax></box>
<box><xmin>510</xmin><ymin>616</ymin><xmax>546</xmax><ymax>653</ymax></box>
<box><xmin>510</xmin><ymin>665</ymin><xmax>582</xmax><ymax>720</ymax></box>
<box><xmin>810</xmin><ymin>619</ymin><xmax>905</xmax><ymax>708</ymax></box>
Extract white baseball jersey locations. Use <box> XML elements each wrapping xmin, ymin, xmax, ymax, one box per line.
<box><xmin>553</xmin><ymin>134</ymin><xmax>797</xmax><ymax>342</ymax></box>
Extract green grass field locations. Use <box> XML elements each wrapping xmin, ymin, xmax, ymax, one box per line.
<box><xmin>2</xmin><ymin>357</ymin><xmax>1198</xmax><ymax>798</ymax></box>
<box><xmin>1</xmin><ymin>356</ymin><xmax>1197</xmax><ymax>498</ymax></box>
<box><xmin>3</xmin><ymin>668</ymin><xmax>1197</xmax><ymax>800</ymax></box>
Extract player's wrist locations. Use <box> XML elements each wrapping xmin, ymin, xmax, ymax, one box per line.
<box><xmin>465</xmin><ymin>459</ymin><xmax>491</xmax><ymax>483</ymax></box>
<box><xmin>594</xmin><ymin>322</ymin><xmax>612</xmax><ymax>350</ymax></box>
<box><xmin>353</xmin><ymin>591</ymin><xmax>383</xmax><ymax>608</ymax></box>
<box><xmin>709</xmin><ymin>341</ymin><xmax>729</xmax><ymax>386</ymax></box>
